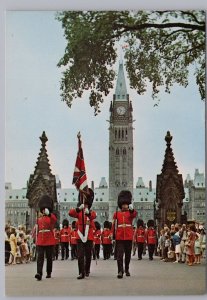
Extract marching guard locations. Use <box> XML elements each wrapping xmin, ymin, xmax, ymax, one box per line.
<box><xmin>53</xmin><ymin>226</ymin><xmax>60</xmax><ymax>260</ymax></box>
<box><xmin>102</xmin><ymin>221</ymin><xmax>113</xmax><ymax>260</ymax></box>
<box><xmin>35</xmin><ymin>195</ymin><xmax>57</xmax><ymax>281</ymax></box>
<box><xmin>93</xmin><ymin>221</ymin><xmax>101</xmax><ymax>260</ymax></box>
<box><xmin>146</xmin><ymin>219</ymin><xmax>157</xmax><ymax>260</ymax></box>
<box><xmin>69</xmin><ymin>188</ymin><xmax>96</xmax><ymax>279</ymax></box>
<box><xmin>112</xmin><ymin>190</ymin><xmax>137</xmax><ymax>278</ymax></box>
<box><xmin>134</xmin><ymin>219</ymin><xmax>146</xmax><ymax>260</ymax></box>
<box><xmin>60</xmin><ymin>219</ymin><xmax>71</xmax><ymax>260</ymax></box>
<box><xmin>70</xmin><ymin>220</ymin><xmax>78</xmax><ymax>260</ymax></box>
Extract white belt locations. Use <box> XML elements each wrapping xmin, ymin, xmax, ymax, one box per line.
<box><xmin>118</xmin><ymin>224</ymin><xmax>132</xmax><ymax>228</ymax></box>
<box><xmin>39</xmin><ymin>229</ymin><xmax>50</xmax><ymax>233</ymax></box>
<box><xmin>61</xmin><ymin>234</ymin><xmax>69</xmax><ymax>236</ymax></box>
<box><xmin>71</xmin><ymin>237</ymin><xmax>77</xmax><ymax>239</ymax></box>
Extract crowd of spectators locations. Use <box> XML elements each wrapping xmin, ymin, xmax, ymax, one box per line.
<box><xmin>5</xmin><ymin>224</ymin><xmax>35</xmax><ymax>265</ymax></box>
<box><xmin>157</xmin><ymin>223</ymin><xmax>206</xmax><ymax>266</ymax></box>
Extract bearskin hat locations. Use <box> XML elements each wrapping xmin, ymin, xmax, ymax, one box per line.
<box><xmin>71</xmin><ymin>220</ymin><xmax>77</xmax><ymax>229</ymax></box>
<box><xmin>104</xmin><ymin>220</ymin><xmax>110</xmax><ymax>229</ymax></box>
<box><xmin>117</xmin><ymin>190</ymin><xmax>132</xmax><ymax>209</ymax></box>
<box><xmin>147</xmin><ymin>219</ymin><xmax>154</xmax><ymax>228</ymax></box>
<box><xmin>95</xmin><ymin>221</ymin><xmax>101</xmax><ymax>230</ymax></box>
<box><xmin>108</xmin><ymin>222</ymin><xmax>112</xmax><ymax>230</ymax></box>
<box><xmin>78</xmin><ymin>188</ymin><xmax>94</xmax><ymax>209</ymax></box>
<box><xmin>62</xmin><ymin>219</ymin><xmax>69</xmax><ymax>227</ymax></box>
<box><xmin>38</xmin><ymin>194</ymin><xmax>53</xmax><ymax>213</ymax></box>
<box><xmin>137</xmin><ymin>219</ymin><xmax>144</xmax><ymax>227</ymax></box>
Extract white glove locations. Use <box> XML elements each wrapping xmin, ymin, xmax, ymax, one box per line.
<box><xmin>79</xmin><ymin>203</ymin><xmax>84</xmax><ymax>210</ymax></box>
<box><xmin>129</xmin><ymin>204</ymin><xmax>133</xmax><ymax>211</ymax></box>
<box><xmin>85</xmin><ymin>208</ymin><xmax>89</xmax><ymax>215</ymax></box>
<box><xmin>44</xmin><ymin>208</ymin><xmax>50</xmax><ymax>215</ymax></box>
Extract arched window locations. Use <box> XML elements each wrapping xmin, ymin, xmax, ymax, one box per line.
<box><xmin>122</xmin><ymin>129</ymin><xmax>124</xmax><ymax>139</ymax></box>
<box><xmin>123</xmin><ymin>148</ymin><xmax>127</xmax><ymax>155</ymax></box>
<box><xmin>118</xmin><ymin>129</ymin><xmax>121</xmax><ymax>139</ymax></box>
<box><xmin>116</xmin><ymin>148</ymin><xmax>119</xmax><ymax>155</ymax></box>
<box><xmin>115</xmin><ymin>129</ymin><xmax>117</xmax><ymax>139</ymax></box>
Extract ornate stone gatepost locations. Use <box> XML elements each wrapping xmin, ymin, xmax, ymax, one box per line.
<box><xmin>26</xmin><ymin>131</ymin><xmax>58</xmax><ymax>229</ymax></box>
<box><xmin>156</xmin><ymin>131</ymin><xmax>185</xmax><ymax>229</ymax></box>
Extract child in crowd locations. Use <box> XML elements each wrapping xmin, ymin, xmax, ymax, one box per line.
<box><xmin>186</xmin><ymin>224</ymin><xmax>197</xmax><ymax>266</ymax></box>
<box><xmin>194</xmin><ymin>233</ymin><xmax>201</xmax><ymax>264</ymax></box>
<box><xmin>163</xmin><ymin>234</ymin><xmax>171</xmax><ymax>262</ymax></box>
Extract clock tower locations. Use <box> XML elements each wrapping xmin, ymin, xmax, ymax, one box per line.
<box><xmin>108</xmin><ymin>61</ymin><xmax>134</xmax><ymax>219</ymax></box>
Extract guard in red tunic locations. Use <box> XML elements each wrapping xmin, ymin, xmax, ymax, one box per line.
<box><xmin>35</xmin><ymin>195</ymin><xmax>57</xmax><ymax>281</ymax></box>
<box><xmin>134</xmin><ymin>219</ymin><xmax>146</xmax><ymax>260</ymax></box>
<box><xmin>112</xmin><ymin>190</ymin><xmax>137</xmax><ymax>278</ymax></box>
<box><xmin>146</xmin><ymin>219</ymin><xmax>157</xmax><ymax>260</ymax></box>
<box><xmin>70</xmin><ymin>220</ymin><xmax>78</xmax><ymax>260</ymax></box>
<box><xmin>102</xmin><ymin>221</ymin><xmax>112</xmax><ymax>260</ymax></box>
<box><xmin>60</xmin><ymin>219</ymin><xmax>71</xmax><ymax>260</ymax></box>
<box><xmin>53</xmin><ymin>226</ymin><xmax>60</xmax><ymax>260</ymax></box>
<box><xmin>69</xmin><ymin>188</ymin><xmax>96</xmax><ymax>279</ymax></box>
<box><xmin>93</xmin><ymin>221</ymin><xmax>101</xmax><ymax>260</ymax></box>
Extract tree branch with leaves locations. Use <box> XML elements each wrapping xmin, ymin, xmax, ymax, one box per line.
<box><xmin>56</xmin><ymin>10</ymin><xmax>205</xmax><ymax>114</ymax></box>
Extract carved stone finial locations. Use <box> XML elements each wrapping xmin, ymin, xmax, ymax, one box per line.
<box><xmin>40</xmin><ymin>131</ymin><xmax>48</xmax><ymax>145</ymax></box>
<box><xmin>77</xmin><ymin>131</ymin><xmax>81</xmax><ymax>139</ymax></box>
<box><xmin>165</xmin><ymin>131</ymin><xmax>172</xmax><ymax>145</ymax></box>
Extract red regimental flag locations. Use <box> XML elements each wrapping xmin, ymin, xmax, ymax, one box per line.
<box><xmin>72</xmin><ymin>133</ymin><xmax>88</xmax><ymax>191</ymax></box>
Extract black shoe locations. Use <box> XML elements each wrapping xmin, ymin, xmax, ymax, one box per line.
<box><xmin>85</xmin><ymin>273</ymin><xmax>89</xmax><ymax>277</ymax></box>
<box><xmin>35</xmin><ymin>273</ymin><xmax>42</xmax><ymax>281</ymax></box>
<box><xmin>125</xmin><ymin>271</ymin><xmax>130</xmax><ymax>276</ymax></box>
<box><xmin>77</xmin><ymin>274</ymin><xmax>85</xmax><ymax>279</ymax></box>
<box><xmin>61</xmin><ymin>258</ymin><xmax>64</xmax><ymax>260</ymax></box>
<box><xmin>46</xmin><ymin>274</ymin><xmax>51</xmax><ymax>278</ymax></box>
<box><xmin>138</xmin><ymin>258</ymin><xmax>142</xmax><ymax>260</ymax></box>
<box><xmin>117</xmin><ymin>272</ymin><xmax>123</xmax><ymax>279</ymax></box>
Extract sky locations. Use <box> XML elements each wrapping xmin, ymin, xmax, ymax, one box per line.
<box><xmin>5</xmin><ymin>10</ymin><xmax>205</xmax><ymax>190</ymax></box>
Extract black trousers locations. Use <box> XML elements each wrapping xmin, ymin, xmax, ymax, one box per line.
<box><xmin>37</xmin><ymin>245</ymin><xmax>53</xmax><ymax>276</ymax></box>
<box><xmin>61</xmin><ymin>242</ymin><xmax>69</xmax><ymax>259</ymax></box>
<box><xmin>148</xmin><ymin>244</ymin><xmax>155</xmax><ymax>259</ymax></box>
<box><xmin>92</xmin><ymin>244</ymin><xmax>100</xmax><ymax>259</ymax></box>
<box><xmin>71</xmin><ymin>244</ymin><xmax>77</xmax><ymax>259</ymax></box>
<box><xmin>116</xmin><ymin>240</ymin><xmax>132</xmax><ymax>273</ymax></box>
<box><xmin>53</xmin><ymin>244</ymin><xmax>59</xmax><ymax>260</ymax></box>
<box><xmin>137</xmin><ymin>242</ymin><xmax>144</xmax><ymax>259</ymax></box>
<box><xmin>77</xmin><ymin>240</ymin><xmax>93</xmax><ymax>275</ymax></box>
<box><xmin>103</xmin><ymin>244</ymin><xmax>111</xmax><ymax>259</ymax></box>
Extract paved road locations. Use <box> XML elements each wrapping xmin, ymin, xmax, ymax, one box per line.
<box><xmin>5</xmin><ymin>254</ymin><xmax>206</xmax><ymax>297</ymax></box>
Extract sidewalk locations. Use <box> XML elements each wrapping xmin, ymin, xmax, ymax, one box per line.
<box><xmin>5</xmin><ymin>255</ymin><xmax>206</xmax><ymax>297</ymax></box>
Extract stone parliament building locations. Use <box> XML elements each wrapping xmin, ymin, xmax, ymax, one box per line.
<box><xmin>5</xmin><ymin>63</ymin><xmax>205</xmax><ymax>230</ymax></box>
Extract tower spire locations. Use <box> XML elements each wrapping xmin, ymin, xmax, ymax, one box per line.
<box><xmin>114</xmin><ymin>61</ymin><xmax>128</xmax><ymax>101</ymax></box>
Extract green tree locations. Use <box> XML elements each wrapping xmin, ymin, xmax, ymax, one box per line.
<box><xmin>56</xmin><ymin>11</ymin><xmax>205</xmax><ymax>114</ymax></box>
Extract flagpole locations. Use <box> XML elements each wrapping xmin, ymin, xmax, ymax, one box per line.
<box><xmin>73</xmin><ymin>131</ymin><xmax>89</xmax><ymax>238</ymax></box>
<box><xmin>77</xmin><ymin>132</ymin><xmax>85</xmax><ymax>237</ymax></box>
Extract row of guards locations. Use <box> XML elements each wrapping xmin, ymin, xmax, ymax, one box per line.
<box><xmin>33</xmin><ymin>132</ymin><xmax>157</xmax><ymax>281</ymax></box>
<box><xmin>51</xmin><ymin>218</ymin><xmax>156</xmax><ymax>261</ymax></box>
<box><xmin>52</xmin><ymin>219</ymin><xmax>115</xmax><ymax>261</ymax></box>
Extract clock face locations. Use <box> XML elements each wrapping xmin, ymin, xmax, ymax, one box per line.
<box><xmin>116</xmin><ymin>106</ymin><xmax>126</xmax><ymax>115</ymax></box>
